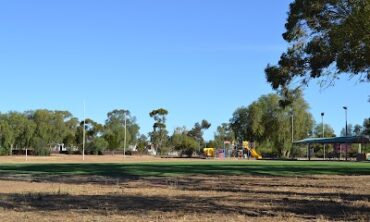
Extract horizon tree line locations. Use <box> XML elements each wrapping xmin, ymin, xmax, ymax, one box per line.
<box><xmin>0</xmin><ymin>93</ymin><xmax>369</xmax><ymax>157</ymax></box>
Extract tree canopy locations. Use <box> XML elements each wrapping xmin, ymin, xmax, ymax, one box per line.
<box><xmin>104</xmin><ymin>109</ymin><xmax>139</xmax><ymax>151</ymax></box>
<box><xmin>313</xmin><ymin>123</ymin><xmax>336</xmax><ymax>138</ymax></box>
<box><xmin>0</xmin><ymin>109</ymin><xmax>140</xmax><ymax>155</ymax></box>
<box><xmin>187</xmin><ymin>120</ymin><xmax>211</xmax><ymax>144</ymax></box>
<box><xmin>171</xmin><ymin>127</ymin><xmax>199</xmax><ymax>157</ymax></box>
<box><xmin>149</xmin><ymin>108</ymin><xmax>169</xmax><ymax>154</ymax></box>
<box><xmin>213</xmin><ymin>123</ymin><xmax>235</xmax><ymax>148</ymax></box>
<box><xmin>230</xmin><ymin>91</ymin><xmax>313</xmax><ymax>157</ymax></box>
<box><xmin>363</xmin><ymin>118</ymin><xmax>370</xmax><ymax>135</ymax></box>
<box><xmin>265</xmin><ymin>0</ymin><xmax>370</xmax><ymax>95</ymax></box>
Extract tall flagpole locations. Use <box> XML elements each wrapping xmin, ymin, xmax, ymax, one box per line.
<box><xmin>83</xmin><ymin>101</ymin><xmax>86</xmax><ymax>161</ymax></box>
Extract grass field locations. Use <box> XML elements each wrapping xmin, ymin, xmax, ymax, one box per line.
<box><xmin>0</xmin><ymin>156</ymin><xmax>369</xmax><ymax>221</ymax></box>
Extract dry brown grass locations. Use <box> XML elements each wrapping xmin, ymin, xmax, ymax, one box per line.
<box><xmin>0</xmin><ymin>154</ymin><xmax>165</xmax><ymax>163</ymax></box>
<box><xmin>0</xmin><ymin>155</ymin><xmax>369</xmax><ymax>221</ymax></box>
<box><xmin>0</xmin><ymin>167</ymin><xmax>369</xmax><ymax>222</ymax></box>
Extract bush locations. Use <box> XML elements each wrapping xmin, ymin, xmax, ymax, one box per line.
<box><xmin>87</xmin><ymin>137</ymin><xmax>108</xmax><ymax>155</ymax></box>
<box><xmin>33</xmin><ymin>147</ymin><xmax>50</xmax><ymax>156</ymax></box>
<box><xmin>180</xmin><ymin>148</ymin><xmax>195</xmax><ymax>157</ymax></box>
<box><xmin>290</xmin><ymin>146</ymin><xmax>306</xmax><ymax>158</ymax></box>
<box><xmin>0</xmin><ymin>147</ymin><xmax>10</xmax><ymax>156</ymax></box>
<box><xmin>158</xmin><ymin>146</ymin><xmax>171</xmax><ymax>156</ymax></box>
<box><xmin>172</xmin><ymin>134</ymin><xmax>198</xmax><ymax>158</ymax></box>
<box><xmin>362</xmin><ymin>144</ymin><xmax>370</xmax><ymax>153</ymax></box>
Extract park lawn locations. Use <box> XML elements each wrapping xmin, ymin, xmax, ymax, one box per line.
<box><xmin>0</xmin><ymin>160</ymin><xmax>369</xmax><ymax>178</ymax></box>
<box><xmin>0</xmin><ymin>159</ymin><xmax>369</xmax><ymax>221</ymax></box>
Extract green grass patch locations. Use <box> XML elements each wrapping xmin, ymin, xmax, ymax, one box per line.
<box><xmin>0</xmin><ymin>160</ymin><xmax>369</xmax><ymax>178</ymax></box>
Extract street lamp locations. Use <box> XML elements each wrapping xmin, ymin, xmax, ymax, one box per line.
<box><xmin>343</xmin><ymin>106</ymin><xmax>348</xmax><ymax>161</ymax></box>
<box><xmin>343</xmin><ymin>107</ymin><xmax>348</xmax><ymax>136</ymax></box>
<box><xmin>321</xmin><ymin>112</ymin><xmax>325</xmax><ymax>160</ymax></box>
<box><xmin>82</xmin><ymin>101</ymin><xmax>86</xmax><ymax>161</ymax></box>
<box><xmin>290</xmin><ymin>109</ymin><xmax>294</xmax><ymax>143</ymax></box>
<box><xmin>124</xmin><ymin>112</ymin><xmax>127</xmax><ymax>159</ymax></box>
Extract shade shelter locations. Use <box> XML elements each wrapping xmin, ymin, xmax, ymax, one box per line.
<box><xmin>293</xmin><ymin>136</ymin><xmax>370</xmax><ymax>160</ymax></box>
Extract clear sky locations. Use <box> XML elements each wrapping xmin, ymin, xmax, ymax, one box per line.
<box><xmin>0</xmin><ymin>0</ymin><xmax>369</xmax><ymax>140</ymax></box>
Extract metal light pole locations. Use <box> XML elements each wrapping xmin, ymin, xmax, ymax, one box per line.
<box><xmin>124</xmin><ymin>112</ymin><xmax>127</xmax><ymax>159</ymax></box>
<box><xmin>82</xmin><ymin>101</ymin><xmax>86</xmax><ymax>161</ymax></box>
<box><xmin>291</xmin><ymin>111</ymin><xmax>294</xmax><ymax>143</ymax></box>
<box><xmin>343</xmin><ymin>106</ymin><xmax>348</xmax><ymax>161</ymax></box>
<box><xmin>321</xmin><ymin>112</ymin><xmax>325</xmax><ymax>160</ymax></box>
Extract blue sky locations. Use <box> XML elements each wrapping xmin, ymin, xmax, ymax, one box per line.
<box><xmin>0</xmin><ymin>0</ymin><xmax>369</xmax><ymax>140</ymax></box>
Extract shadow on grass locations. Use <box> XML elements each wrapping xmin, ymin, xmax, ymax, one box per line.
<box><xmin>0</xmin><ymin>162</ymin><xmax>369</xmax><ymax>220</ymax></box>
<box><xmin>180</xmin><ymin>185</ymin><xmax>370</xmax><ymax>202</ymax></box>
<box><xmin>0</xmin><ymin>161</ymin><xmax>369</xmax><ymax>180</ymax></box>
<box><xmin>0</xmin><ymin>191</ymin><xmax>368</xmax><ymax>220</ymax></box>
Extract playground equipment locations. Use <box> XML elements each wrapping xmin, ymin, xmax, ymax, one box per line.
<box><xmin>243</xmin><ymin>141</ymin><xmax>262</xmax><ymax>159</ymax></box>
<box><xmin>203</xmin><ymin>148</ymin><xmax>215</xmax><ymax>158</ymax></box>
<box><xmin>224</xmin><ymin>141</ymin><xmax>233</xmax><ymax>158</ymax></box>
<box><xmin>203</xmin><ymin>141</ymin><xmax>262</xmax><ymax>160</ymax></box>
<box><xmin>203</xmin><ymin>148</ymin><xmax>228</xmax><ymax>159</ymax></box>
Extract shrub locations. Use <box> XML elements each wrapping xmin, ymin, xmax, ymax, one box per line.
<box><xmin>87</xmin><ymin>137</ymin><xmax>108</xmax><ymax>155</ymax></box>
<box><xmin>33</xmin><ymin>147</ymin><xmax>50</xmax><ymax>156</ymax></box>
<box><xmin>0</xmin><ymin>147</ymin><xmax>10</xmax><ymax>156</ymax></box>
<box><xmin>172</xmin><ymin>134</ymin><xmax>198</xmax><ymax>157</ymax></box>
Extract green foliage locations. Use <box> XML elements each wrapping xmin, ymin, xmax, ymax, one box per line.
<box><xmin>265</xmin><ymin>0</ymin><xmax>370</xmax><ymax>98</ymax></box>
<box><xmin>362</xmin><ymin>118</ymin><xmax>370</xmax><ymax>135</ymax></box>
<box><xmin>230</xmin><ymin>91</ymin><xmax>313</xmax><ymax>158</ymax></box>
<box><xmin>31</xmin><ymin>110</ymin><xmax>72</xmax><ymax>148</ymax></box>
<box><xmin>0</xmin><ymin>112</ymin><xmax>36</xmax><ymax>149</ymax></box>
<box><xmin>256</xmin><ymin>140</ymin><xmax>277</xmax><ymax>157</ymax></box>
<box><xmin>311</xmin><ymin>123</ymin><xmax>336</xmax><ymax>157</ymax></box>
<box><xmin>31</xmin><ymin>137</ymin><xmax>48</xmax><ymax>150</ymax></box>
<box><xmin>213</xmin><ymin>123</ymin><xmax>235</xmax><ymax>148</ymax></box>
<box><xmin>149</xmin><ymin>108</ymin><xmax>168</xmax><ymax>121</ymax></box>
<box><xmin>149</xmin><ymin>108</ymin><xmax>169</xmax><ymax>154</ymax></box>
<box><xmin>63</xmin><ymin>117</ymin><xmax>79</xmax><ymax>148</ymax></box>
<box><xmin>87</xmin><ymin>137</ymin><xmax>108</xmax><ymax>155</ymax></box>
<box><xmin>0</xmin><ymin>147</ymin><xmax>10</xmax><ymax>156</ymax></box>
<box><xmin>340</xmin><ymin>124</ymin><xmax>354</xmax><ymax>136</ymax></box>
<box><xmin>313</xmin><ymin>124</ymin><xmax>336</xmax><ymax>138</ymax></box>
<box><xmin>171</xmin><ymin>129</ymin><xmax>200</xmax><ymax>157</ymax></box>
<box><xmin>353</xmin><ymin>124</ymin><xmax>363</xmax><ymax>136</ymax></box>
<box><xmin>75</xmin><ymin>118</ymin><xmax>104</xmax><ymax>152</ymax></box>
<box><xmin>0</xmin><ymin>116</ymin><xmax>15</xmax><ymax>149</ymax></box>
<box><xmin>339</xmin><ymin>121</ymin><xmax>370</xmax><ymax>137</ymax></box>
<box><xmin>0</xmin><ymin>109</ymin><xmax>141</xmax><ymax>156</ymax></box>
<box><xmin>188</xmin><ymin>120</ymin><xmax>211</xmax><ymax>140</ymax></box>
<box><xmin>104</xmin><ymin>109</ymin><xmax>140</xmax><ymax>151</ymax></box>
<box><xmin>136</xmin><ymin>134</ymin><xmax>149</xmax><ymax>154</ymax></box>
<box><xmin>187</xmin><ymin>119</ymin><xmax>211</xmax><ymax>148</ymax></box>
<box><xmin>206</xmin><ymin>140</ymin><xmax>217</xmax><ymax>148</ymax></box>
<box><xmin>33</xmin><ymin>146</ymin><xmax>51</xmax><ymax>156</ymax></box>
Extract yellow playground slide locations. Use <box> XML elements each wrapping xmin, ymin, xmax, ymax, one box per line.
<box><xmin>250</xmin><ymin>148</ymin><xmax>262</xmax><ymax>159</ymax></box>
<box><xmin>243</xmin><ymin>141</ymin><xmax>262</xmax><ymax>159</ymax></box>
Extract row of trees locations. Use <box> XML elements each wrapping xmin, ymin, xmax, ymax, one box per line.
<box><xmin>147</xmin><ymin>108</ymin><xmax>211</xmax><ymax>157</ymax></box>
<box><xmin>0</xmin><ymin>108</ymin><xmax>212</xmax><ymax>157</ymax></box>
<box><xmin>205</xmin><ymin>91</ymin><xmax>313</xmax><ymax>158</ymax></box>
<box><xmin>1</xmin><ymin>99</ymin><xmax>369</xmax><ymax>157</ymax></box>
<box><xmin>0</xmin><ymin>109</ymin><xmax>140</xmax><ymax>155</ymax></box>
<box><xmin>207</xmin><ymin>91</ymin><xmax>370</xmax><ymax>158</ymax></box>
